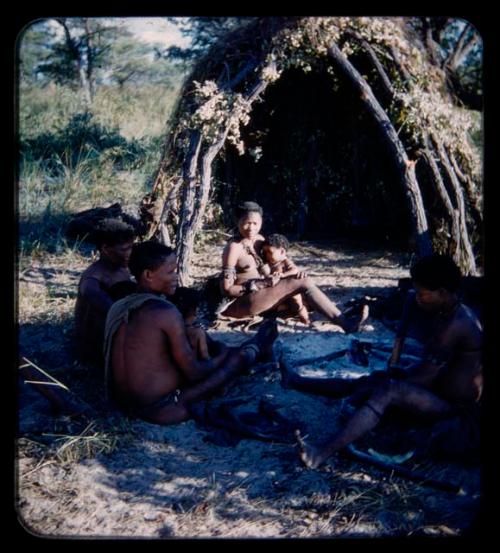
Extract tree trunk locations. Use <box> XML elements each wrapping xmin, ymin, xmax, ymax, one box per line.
<box><xmin>176</xmin><ymin>72</ymin><xmax>272</xmax><ymax>284</ymax></box>
<box><xmin>449</xmin><ymin>151</ymin><xmax>483</xmax><ymax>226</ymax></box>
<box><xmin>175</xmin><ymin>131</ymin><xmax>203</xmax><ymax>282</ymax></box>
<box><xmin>177</xmin><ymin>129</ymin><xmax>230</xmax><ymax>285</ymax></box>
<box><xmin>57</xmin><ymin>18</ymin><xmax>92</xmax><ymax>108</ymax></box>
<box><xmin>388</xmin><ymin>45</ymin><xmax>412</xmax><ymax>84</ymax></box>
<box><xmin>422</xmin><ymin>134</ymin><xmax>461</xmax><ymax>262</ymax></box>
<box><xmin>443</xmin><ymin>24</ymin><xmax>479</xmax><ymax>72</ymax></box>
<box><xmin>156</xmin><ymin>177</ymin><xmax>183</xmax><ymax>246</ymax></box>
<box><xmin>386</xmin><ymin>40</ymin><xmax>480</xmax><ymax>271</ymax></box>
<box><xmin>327</xmin><ymin>42</ymin><xmax>432</xmax><ymax>257</ymax></box>
<box><xmin>223</xmin><ymin>151</ymin><xmax>234</xmax><ymax>227</ymax></box>
<box><xmin>348</xmin><ymin>32</ymin><xmax>395</xmax><ymax>101</ymax></box>
<box><xmin>430</xmin><ymin>134</ymin><xmax>477</xmax><ymax>275</ymax></box>
<box><xmin>83</xmin><ymin>18</ymin><xmax>95</xmax><ymax>104</ymax></box>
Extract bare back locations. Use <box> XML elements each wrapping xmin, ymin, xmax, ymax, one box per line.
<box><xmin>74</xmin><ymin>259</ymin><xmax>132</xmax><ymax>365</ymax></box>
<box><xmin>111</xmin><ymin>300</ymin><xmax>194</xmax><ymax>407</ymax></box>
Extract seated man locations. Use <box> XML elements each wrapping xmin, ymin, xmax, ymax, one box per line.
<box><xmin>291</xmin><ymin>254</ymin><xmax>482</xmax><ymax>467</ymax></box>
<box><xmin>74</xmin><ymin>218</ymin><xmax>136</xmax><ymax>369</ymax></box>
<box><xmin>104</xmin><ymin>241</ymin><xmax>278</xmax><ymax>426</ymax></box>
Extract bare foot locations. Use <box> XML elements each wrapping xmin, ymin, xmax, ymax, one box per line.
<box><xmin>341</xmin><ymin>304</ymin><xmax>369</xmax><ymax>334</ymax></box>
<box><xmin>295</xmin><ymin>429</ymin><xmax>324</xmax><ymax>469</ymax></box>
<box><xmin>241</xmin><ymin>319</ymin><xmax>279</xmax><ymax>362</ymax></box>
<box><xmin>297</xmin><ymin>306</ymin><xmax>311</xmax><ymax>325</ymax></box>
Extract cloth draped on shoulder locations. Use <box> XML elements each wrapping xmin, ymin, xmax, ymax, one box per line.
<box><xmin>103</xmin><ymin>292</ymin><xmax>174</xmax><ymax>398</ymax></box>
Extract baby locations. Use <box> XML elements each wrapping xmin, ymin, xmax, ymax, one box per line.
<box><xmin>171</xmin><ymin>286</ymin><xmax>210</xmax><ymax>360</ymax></box>
<box><xmin>261</xmin><ymin>234</ymin><xmax>310</xmax><ymax>325</ymax></box>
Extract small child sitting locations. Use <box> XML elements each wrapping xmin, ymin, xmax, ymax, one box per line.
<box><xmin>261</xmin><ymin>234</ymin><xmax>310</xmax><ymax>325</ymax></box>
<box><xmin>171</xmin><ymin>287</ymin><xmax>211</xmax><ymax>360</ymax></box>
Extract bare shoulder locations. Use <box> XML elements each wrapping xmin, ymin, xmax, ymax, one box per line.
<box><xmin>80</xmin><ymin>261</ymin><xmax>103</xmax><ymax>281</ymax></box>
<box><xmin>438</xmin><ymin>303</ymin><xmax>482</xmax><ymax>349</ymax></box>
<box><xmin>224</xmin><ymin>239</ymin><xmax>243</xmax><ymax>251</ymax></box>
<box><xmin>254</xmin><ymin>235</ymin><xmax>265</xmax><ymax>249</ymax></box>
<box><xmin>222</xmin><ymin>240</ymin><xmax>243</xmax><ymax>260</ymax></box>
<box><xmin>456</xmin><ymin>303</ymin><xmax>483</xmax><ymax>338</ymax></box>
<box><xmin>139</xmin><ymin>298</ymin><xmax>179</xmax><ymax>319</ymax></box>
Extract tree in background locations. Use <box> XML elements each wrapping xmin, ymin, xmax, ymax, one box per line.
<box><xmin>160</xmin><ymin>17</ymin><xmax>254</xmax><ymax>66</ymax></box>
<box><xmin>18</xmin><ymin>19</ymin><xmax>56</xmax><ymax>84</ymax></box>
<box><xmin>410</xmin><ymin>17</ymin><xmax>482</xmax><ymax>110</ymax></box>
<box><xmin>107</xmin><ymin>35</ymin><xmax>181</xmax><ymax>89</ymax></box>
<box><xmin>20</xmin><ymin>18</ymin><xmax>134</xmax><ymax>107</ymax></box>
<box><xmin>19</xmin><ymin>18</ymin><xmax>183</xmax><ymax>106</ymax></box>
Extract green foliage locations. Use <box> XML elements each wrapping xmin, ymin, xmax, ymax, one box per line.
<box><xmin>162</xmin><ymin>17</ymin><xmax>254</xmax><ymax>67</ymax></box>
<box><xmin>17</xmin><ymin>19</ymin><xmax>56</xmax><ymax>84</ymax></box>
<box><xmin>18</xmin><ymin>17</ymin><xmax>185</xmax><ymax>106</ymax></box>
<box><xmin>20</xmin><ymin>112</ymin><xmax>148</xmax><ymax>173</ymax></box>
<box><xmin>23</xmin><ymin>19</ymin><xmax>124</xmax><ymax>88</ymax></box>
<box><xmin>18</xmin><ymin>79</ymin><xmax>179</xmax><ymax>255</ymax></box>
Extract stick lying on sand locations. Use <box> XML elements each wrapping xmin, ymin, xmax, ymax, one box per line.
<box><xmin>343</xmin><ymin>444</ymin><xmax>465</xmax><ymax>495</ymax></box>
<box><xmin>291</xmin><ymin>349</ymin><xmax>348</xmax><ymax>367</ymax></box>
<box><xmin>19</xmin><ymin>357</ymin><xmax>95</xmax><ymax>418</ymax></box>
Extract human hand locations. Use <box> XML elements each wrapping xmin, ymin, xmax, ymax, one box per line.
<box><xmin>255</xmin><ymin>278</ymin><xmax>272</xmax><ymax>290</ymax></box>
<box><xmin>270</xmin><ymin>274</ymin><xmax>281</xmax><ymax>287</ymax></box>
<box><xmin>295</xmin><ymin>270</ymin><xmax>308</xmax><ymax>279</ymax></box>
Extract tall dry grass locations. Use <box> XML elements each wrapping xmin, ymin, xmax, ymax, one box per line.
<box><xmin>18</xmin><ymin>79</ymin><xmax>183</xmax><ymax>257</ymax></box>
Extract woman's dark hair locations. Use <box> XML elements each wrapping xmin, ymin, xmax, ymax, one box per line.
<box><xmin>264</xmin><ymin>233</ymin><xmax>290</xmax><ymax>250</ymax></box>
<box><xmin>128</xmin><ymin>241</ymin><xmax>175</xmax><ymax>281</ymax></box>
<box><xmin>92</xmin><ymin>218</ymin><xmax>136</xmax><ymax>249</ymax></box>
<box><xmin>410</xmin><ymin>254</ymin><xmax>462</xmax><ymax>292</ymax></box>
<box><xmin>170</xmin><ymin>286</ymin><xmax>202</xmax><ymax>317</ymax></box>
<box><xmin>235</xmin><ymin>201</ymin><xmax>263</xmax><ymax>220</ymax></box>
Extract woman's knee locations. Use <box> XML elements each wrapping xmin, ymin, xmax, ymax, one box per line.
<box><xmin>369</xmin><ymin>378</ymin><xmax>401</xmax><ymax>404</ymax></box>
<box><xmin>294</xmin><ymin>276</ymin><xmax>315</xmax><ymax>294</ymax></box>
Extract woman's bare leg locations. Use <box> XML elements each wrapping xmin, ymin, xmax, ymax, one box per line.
<box><xmin>222</xmin><ymin>277</ymin><xmax>366</xmax><ymax>332</ymax></box>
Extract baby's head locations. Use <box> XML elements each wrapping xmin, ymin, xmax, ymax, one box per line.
<box><xmin>171</xmin><ymin>286</ymin><xmax>202</xmax><ymax>324</ymax></box>
<box><xmin>262</xmin><ymin>234</ymin><xmax>289</xmax><ymax>265</ymax></box>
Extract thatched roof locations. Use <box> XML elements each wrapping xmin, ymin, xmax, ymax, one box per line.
<box><xmin>139</xmin><ymin>16</ymin><xmax>482</xmax><ymax>283</ymax></box>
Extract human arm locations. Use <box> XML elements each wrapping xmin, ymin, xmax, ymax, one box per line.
<box><xmin>158</xmin><ymin>307</ymin><xmax>227</xmax><ymax>381</ymax></box>
<box><xmin>220</xmin><ymin>242</ymin><xmax>248</xmax><ymax>297</ymax></box>
<box><xmin>186</xmin><ymin>324</ymin><xmax>211</xmax><ymax>361</ymax></box>
<box><xmin>280</xmin><ymin>258</ymin><xmax>307</xmax><ymax>279</ymax></box>
<box><xmin>260</xmin><ymin>263</ymin><xmax>271</xmax><ymax>277</ymax></box>
<box><xmin>405</xmin><ymin>322</ymin><xmax>460</xmax><ymax>387</ymax></box>
<box><xmin>386</xmin><ymin>290</ymin><xmax>416</xmax><ymax>374</ymax></box>
<box><xmin>79</xmin><ymin>277</ymin><xmax>114</xmax><ymax>315</ymax></box>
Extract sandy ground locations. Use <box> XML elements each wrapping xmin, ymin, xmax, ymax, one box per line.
<box><xmin>16</xmin><ymin>238</ymin><xmax>482</xmax><ymax>538</ymax></box>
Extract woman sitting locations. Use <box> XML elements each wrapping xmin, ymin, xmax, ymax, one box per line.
<box><xmin>218</xmin><ymin>201</ymin><xmax>368</xmax><ymax>333</ymax></box>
